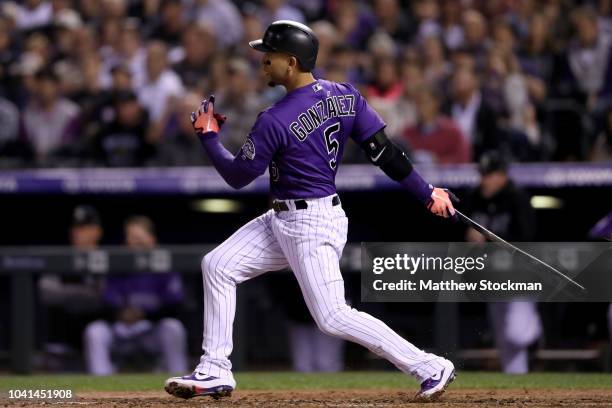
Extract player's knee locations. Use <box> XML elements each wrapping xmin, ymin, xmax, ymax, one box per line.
<box><xmin>84</xmin><ymin>320</ymin><xmax>112</xmax><ymax>344</ymax></box>
<box><xmin>202</xmin><ymin>250</ymin><xmax>235</xmax><ymax>283</ymax></box>
<box><xmin>316</xmin><ymin>308</ymin><xmax>348</xmax><ymax>338</ymax></box>
<box><xmin>318</xmin><ymin>321</ymin><xmax>343</xmax><ymax>338</ymax></box>
<box><xmin>158</xmin><ymin>318</ymin><xmax>186</xmax><ymax>339</ymax></box>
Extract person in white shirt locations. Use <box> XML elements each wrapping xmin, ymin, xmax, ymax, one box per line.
<box><xmin>22</xmin><ymin>69</ymin><xmax>80</xmax><ymax>163</ymax></box>
<box><xmin>138</xmin><ymin>41</ymin><xmax>185</xmax><ymax>143</ymax></box>
<box><xmin>448</xmin><ymin>67</ymin><xmax>501</xmax><ymax>160</ymax></box>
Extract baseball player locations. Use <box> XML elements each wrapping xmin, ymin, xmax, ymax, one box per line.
<box><xmin>165</xmin><ymin>20</ymin><xmax>456</xmax><ymax>401</ymax></box>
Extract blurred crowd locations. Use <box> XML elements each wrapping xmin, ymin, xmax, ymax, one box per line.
<box><xmin>1</xmin><ymin>0</ymin><xmax>612</xmax><ymax>168</ymax></box>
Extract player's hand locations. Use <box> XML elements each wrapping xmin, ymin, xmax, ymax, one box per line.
<box><xmin>191</xmin><ymin>95</ymin><xmax>227</xmax><ymax>139</ymax></box>
<box><xmin>427</xmin><ymin>187</ymin><xmax>456</xmax><ymax>218</ymax></box>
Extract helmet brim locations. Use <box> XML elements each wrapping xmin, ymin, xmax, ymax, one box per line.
<box><xmin>249</xmin><ymin>39</ymin><xmax>275</xmax><ymax>52</ymax></box>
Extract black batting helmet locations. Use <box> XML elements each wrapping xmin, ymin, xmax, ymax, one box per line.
<box><xmin>249</xmin><ymin>20</ymin><xmax>319</xmax><ymax>72</ymax></box>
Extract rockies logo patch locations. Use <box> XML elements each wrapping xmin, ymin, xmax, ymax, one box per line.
<box><xmin>241</xmin><ymin>138</ymin><xmax>256</xmax><ymax>160</ymax></box>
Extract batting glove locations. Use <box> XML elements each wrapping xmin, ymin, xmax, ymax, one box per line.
<box><xmin>191</xmin><ymin>95</ymin><xmax>227</xmax><ymax>139</ymax></box>
<box><xmin>427</xmin><ymin>187</ymin><xmax>457</xmax><ymax>218</ymax></box>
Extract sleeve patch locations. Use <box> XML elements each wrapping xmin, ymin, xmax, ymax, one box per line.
<box><xmin>241</xmin><ymin>138</ymin><xmax>256</xmax><ymax>160</ymax></box>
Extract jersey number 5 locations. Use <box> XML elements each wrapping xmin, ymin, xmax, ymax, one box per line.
<box><xmin>324</xmin><ymin>122</ymin><xmax>340</xmax><ymax>170</ymax></box>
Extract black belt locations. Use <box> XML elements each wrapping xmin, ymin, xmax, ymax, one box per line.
<box><xmin>273</xmin><ymin>195</ymin><xmax>340</xmax><ymax>212</ymax></box>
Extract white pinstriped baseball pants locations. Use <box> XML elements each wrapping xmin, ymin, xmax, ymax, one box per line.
<box><xmin>196</xmin><ymin>195</ymin><xmax>444</xmax><ymax>383</ymax></box>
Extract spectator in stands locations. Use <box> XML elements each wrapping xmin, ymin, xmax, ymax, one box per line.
<box><xmin>0</xmin><ymin>96</ymin><xmax>19</xmax><ymax>154</ymax></box>
<box><xmin>114</xmin><ymin>19</ymin><xmax>147</xmax><ymax>89</ymax></box>
<box><xmin>172</xmin><ymin>22</ymin><xmax>215</xmax><ymax>90</ymax></box>
<box><xmin>196</xmin><ymin>0</ymin><xmax>243</xmax><ymax>48</ymax></box>
<box><xmin>110</xmin><ymin>63</ymin><xmax>133</xmax><ymax>93</ymax></box>
<box><xmin>366</xmin><ymin>57</ymin><xmax>404</xmax><ymax>138</ymax></box>
<box><xmin>79</xmin><ymin>63</ymin><xmax>133</xmax><ymax>146</ymax></box>
<box><xmin>13</xmin><ymin>0</ymin><xmax>53</xmax><ymax>31</ymax></box>
<box><xmin>481</xmin><ymin>49</ymin><xmax>542</xmax><ymax>161</ymax></box>
<box><xmin>395</xmin><ymin>61</ymin><xmax>423</xmax><ymax>135</ymax></box>
<box><xmin>0</xmin><ymin>16</ymin><xmax>18</xmax><ymax>101</ymax></box>
<box><xmin>139</xmin><ymin>40</ymin><xmax>184</xmax><ymax>143</ymax></box>
<box><xmin>554</xmin><ymin>7</ymin><xmax>612</xmax><ymax>112</ymax></box>
<box><xmin>463</xmin><ymin>152</ymin><xmax>542</xmax><ymax>374</ymax></box>
<box><xmin>328</xmin><ymin>44</ymin><xmax>363</xmax><ymax>85</ymax></box>
<box><xmin>440</xmin><ymin>0</ymin><xmax>464</xmax><ymax>51</ymax></box>
<box><xmin>38</xmin><ymin>205</ymin><xmax>105</xmax><ymax>370</ymax></box>
<box><xmin>100</xmin><ymin>0</ymin><xmax>132</xmax><ymax>23</ymax></box>
<box><xmin>241</xmin><ymin>11</ymin><xmax>266</xmax><ymax>67</ymax></box>
<box><xmin>152</xmin><ymin>92</ymin><xmax>210</xmax><ymax>166</ymax></box>
<box><xmin>490</xmin><ymin>18</ymin><xmax>517</xmax><ymax>60</ymax></box>
<box><xmin>27</xmin><ymin>29</ymin><xmax>54</xmax><ymax>62</ymax></box>
<box><xmin>22</xmin><ymin>68</ymin><xmax>80</xmax><ymax>164</ymax></box>
<box><xmin>571</xmin><ymin>7</ymin><xmax>612</xmax><ymax>110</ymax></box>
<box><xmin>149</xmin><ymin>0</ymin><xmax>185</xmax><ymax>49</ymax></box>
<box><xmin>366</xmin><ymin>30</ymin><xmax>398</xmax><ymax>60</ymax></box>
<box><xmin>401</xmin><ymin>85</ymin><xmax>470</xmax><ymax>164</ymax></box>
<box><xmin>373</xmin><ymin>0</ymin><xmax>413</xmax><ymax>46</ymax></box>
<box><xmin>460</xmin><ymin>9</ymin><xmax>489</xmax><ymax>69</ymax></box>
<box><xmin>449</xmin><ymin>46</ymin><xmax>477</xmax><ymax>73</ymax></box>
<box><xmin>214</xmin><ymin>58</ymin><xmax>266</xmax><ymax>154</ymax></box>
<box><xmin>590</xmin><ymin>105</ymin><xmax>612</xmax><ymax>162</ymax></box>
<box><xmin>421</xmin><ymin>35</ymin><xmax>451</xmax><ymax>89</ymax></box>
<box><xmin>482</xmin><ymin>50</ymin><xmax>535</xmax><ymax>138</ymax></box>
<box><xmin>53</xmin><ymin>8</ymin><xmax>83</xmax><ymax>64</ymax></box>
<box><xmin>310</xmin><ymin>20</ymin><xmax>340</xmax><ymax>77</ymax></box>
<box><xmin>412</xmin><ymin>0</ymin><xmax>441</xmax><ymax>41</ymax></box>
<box><xmin>330</xmin><ymin>0</ymin><xmax>376</xmax><ymax>51</ymax></box>
<box><xmin>447</xmin><ymin>67</ymin><xmax>502</xmax><ymax>160</ymax></box>
<box><xmin>84</xmin><ymin>215</ymin><xmax>187</xmax><ymax>375</ymax></box>
<box><xmin>90</xmin><ymin>90</ymin><xmax>154</xmax><ymax>167</ymax></box>
<box><xmin>0</xmin><ymin>0</ymin><xmax>610</xmax><ymax>168</ymax></box>
<box><xmin>257</xmin><ymin>0</ymin><xmax>305</xmax><ymax>28</ymax></box>
<box><xmin>517</xmin><ymin>13</ymin><xmax>551</xmax><ymax>105</ymax></box>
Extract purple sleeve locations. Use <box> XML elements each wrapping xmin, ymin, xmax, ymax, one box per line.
<box><xmin>199</xmin><ymin>112</ymin><xmax>282</xmax><ymax>189</ymax></box>
<box><xmin>344</xmin><ymin>83</ymin><xmax>386</xmax><ymax>144</ymax></box>
<box><xmin>400</xmin><ymin>169</ymin><xmax>433</xmax><ymax>205</ymax></box>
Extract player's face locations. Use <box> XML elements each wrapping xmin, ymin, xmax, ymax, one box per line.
<box><xmin>125</xmin><ymin>224</ymin><xmax>156</xmax><ymax>249</ymax></box>
<box><xmin>480</xmin><ymin>171</ymin><xmax>508</xmax><ymax>199</ymax></box>
<box><xmin>261</xmin><ymin>52</ymin><xmax>293</xmax><ymax>87</ymax></box>
<box><xmin>70</xmin><ymin>225</ymin><xmax>102</xmax><ymax>249</ymax></box>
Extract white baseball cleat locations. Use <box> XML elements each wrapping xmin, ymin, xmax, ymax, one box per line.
<box><xmin>414</xmin><ymin>358</ymin><xmax>456</xmax><ymax>401</ymax></box>
<box><xmin>164</xmin><ymin>372</ymin><xmax>235</xmax><ymax>400</ymax></box>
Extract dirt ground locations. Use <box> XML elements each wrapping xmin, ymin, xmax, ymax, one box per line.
<box><xmin>4</xmin><ymin>389</ymin><xmax>612</xmax><ymax>408</ymax></box>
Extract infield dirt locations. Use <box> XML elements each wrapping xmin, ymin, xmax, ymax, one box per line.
<box><xmin>4</xmin><ymin>389</ymin><xmax>612</xmax><ymax>407</ymax></box>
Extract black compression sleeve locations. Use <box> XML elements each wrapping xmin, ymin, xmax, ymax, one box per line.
<box><xmin>360</xmin><ymin>130</ymin><xmax>413</xmax><ymax>181</ymax></box>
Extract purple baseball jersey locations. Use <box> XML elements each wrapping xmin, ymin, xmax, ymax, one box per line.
<box><xmin>103</xmin><ymin>273</ymin><xmax>184</xmax><ymax>312</ymax></box>
<box><xmin>237</xmin><ymin>80</ymin><xmax>385</xmax><ymax>199</ymax></box>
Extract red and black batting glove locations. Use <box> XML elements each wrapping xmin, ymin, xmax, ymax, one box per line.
<box><xmin>426</xmin><ymin>187</ymin><xmax>458</xmax><ymax>218</ymax></box>
<box><xmin>191</xmin><ymin>95</ymin><xmax>227</xmax><ymax>140</ymax></box>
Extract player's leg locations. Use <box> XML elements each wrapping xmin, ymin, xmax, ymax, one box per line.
<box><xmin>154</xmin><ymin>318</ymin><xmax>188</xmax><ymax>374</ymax></box>
<box><xmin>83</xmin><ymin>320</ymin><xmax>115</xmax><ymax>375</ymax></box>
<box><xmin>288</xmin><ymin>323</ymin><xmax>316</xmax><ymax>372</ymax></box>
<box><xmin>313</xmin><ymin>328</ymin><xmax>345</xmax><ymax>372</ymax></box>
<box><xmin>165</xmin><ymin>210</ymin><xmax>288</xmax><ymax>399</ymax></box>
<box><xmin>488</xmin><ymin>301</ymin><xmax>541</xmax><ymax>374</ymax></box>
<box><xmin>272</xmin><ymin>198</ymin><xmax>454</xmax><ymax>399</ymax></box>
